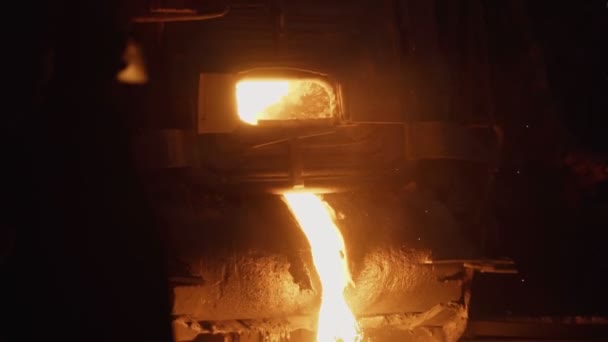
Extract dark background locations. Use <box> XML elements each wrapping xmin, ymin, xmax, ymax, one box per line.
<box><xmin>2</xmin><ymin>1</ymin><xmax>607</xmax><ymax>341</ymax></box>
<box><xmin>471</xmin><ymin>0</ymin><xmax>608</xmax><ymax>319</ymax></box>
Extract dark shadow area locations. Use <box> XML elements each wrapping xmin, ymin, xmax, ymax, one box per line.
<box><xmin>470</xmin><ymin>0</ymin><xmax>608</xmax><ymax>318</ymax></box>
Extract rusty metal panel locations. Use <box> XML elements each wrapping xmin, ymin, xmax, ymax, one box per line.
<box><xmin>167</xmin><ymin>192</ymin><xmax>473</xmax><ymax>324</ymax></box>
<box><xmin>197</xmin><ymin>73</ymin><xmax>239</xmax><ymax>133</ymax></box>
<box><xmin>133</xmin><ymin>129</ymin><xmax>195</xmax><ymax>168</ymax></box>
<box><xmin>173</xmin><ymin>303</ymin><xmax>469</xmax><ymax>341</ymax></box>
<box><xmin>405</xmin><ymin>122</ymin><xmax>498</xmax><ymax>164</ymax></box>
<box><xmin>164</xmin><ymin>183</ymin><xmax>475</xmax><ymax>341</ymax></box>
<box><xmin>348</xmin><ymin>76</ymin><xmax>403</xmax><ymax>123</ymax></box>
<box><xmin>166</xmin><ymin>0</ymin><xmax>396</xmax><ymax>72</ymax></box>
<box><xmin>171</xmin><ymin>249</ymin><xmax>467</xmax><ymax>320</ymax></box>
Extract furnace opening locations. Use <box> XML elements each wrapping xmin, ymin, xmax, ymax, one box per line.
<box><xmin>236</xmin><ymin>79</ymin><xmax>336</xmax><ymax>125</ymax></box>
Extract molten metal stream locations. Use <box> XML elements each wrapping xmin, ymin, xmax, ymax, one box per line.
<box><xmin>283</xmin><ymin>193</ymin><xmax>360</xmax><ymax>342</ymax></box>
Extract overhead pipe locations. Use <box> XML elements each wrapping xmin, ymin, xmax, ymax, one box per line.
<box><xmin>132</xmin><ymin>5</ymin><xmax>229</xmax><ymax>23</ymax></box>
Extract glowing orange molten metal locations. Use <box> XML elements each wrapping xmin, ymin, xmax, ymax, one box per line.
<box><xmin>284</xmin><ymin>193</ymin><xmax>360</xmax><ymax>342</ymax></box>
<box><xmin>235</xmin><ymin>79</ymin><xmax>335</xmax><ymax>125</ymax></box>
<box><xmin>236</xmin><ymin>80</ymin><xmax>290</xmax><ymax>125</ymax></box>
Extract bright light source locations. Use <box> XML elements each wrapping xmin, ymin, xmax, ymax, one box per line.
<box><xmin>117</xmin><ymin>40</ymin><xmax>148</xmax><ymax>84</ymax></box>
<box><xmin>284</xmin><ymin>192</ymin><xmax>360</xmax><ymax>342</ymax></box>
<box><xmin>236</xmin><ymin>79</ymin><xmax>335</xmax><ymax>125</ymax></box>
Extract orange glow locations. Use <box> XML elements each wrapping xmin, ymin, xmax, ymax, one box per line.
<box><xmin>235</xmin><ymin>79</ymin><xmax>334</xmax><ymax>125</ymax></box>
<box><xmin>283</xmin><ymin>192</ymin><xmax>360</xmax><ymax>342</ymax></box>
<box><xmin>236</xmin><ymin>80</ymin><xmax>289</xmax><ymax>124</ymax></box>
